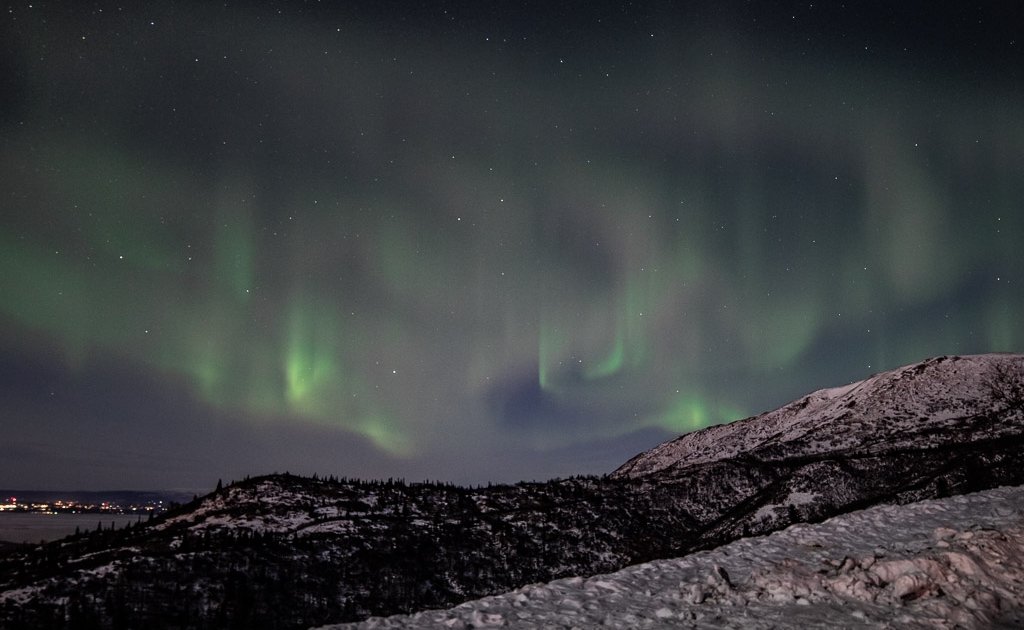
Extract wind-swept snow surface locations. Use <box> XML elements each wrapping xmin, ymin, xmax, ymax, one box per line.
<box><xmin>323</xmin><ymin>485</ymin><xmax>1024</xmax><ymax>629</ymax></box>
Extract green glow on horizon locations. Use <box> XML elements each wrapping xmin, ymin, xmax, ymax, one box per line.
<box><xmin>0</xmin><ymin>231</ymin><xmax>164</xmax><ymax>368</ymax></box>
<box><xmin>623</xmin><ymin>271</ymin><xmax>651</xmax><ymax>370</ymax></box>
<box><xmin>584</xmin><ymin>281</ymin><xmax>649</xmax><ymax>381</ymax></box>
<box><xmin>538</xmin><ymin>316</ymin><xmax>557</xmax><ymax>391</ymax></box>
<box><xmin>284</xmin><ymin>302</ymin><xmax>342</xmax><ymax>414</ymax></box>
<box><xmin>741</xmin><ymin>296</ymin><xmax>822</xmax><ymax>367</ymax></box>
<box><xmin>49</xmin><ymin>141</ymin><xmax>189</xmax><ymax>273</ymax></box>
<box><xmin>214</xmin><ymin>203</ymin><xmax>256</xmax><ymax>298</ymax></box>
<box><xmin>358</xmin><ymin>412</ymin><xmax>414</xmax><ymax>456</ymax></box>
<box><xmin>585</xmin><ymin>331</ymin><xmax>624</xmax><ymax>380</ymax></box>
<box><xmin>189</xmin><ymin>338</ymin><xmax>226</xmax><ymax>402</ymax></box>
<box><xmin>986</xmin><ymin>297</ymin><xmax>1016</xmax><ymax>351</ymax></box>
<box><xmin>660</xmin><ymin>395</ymin><xmax>708</xmax><ymax>432</ymax></box>
<box><xmin>655</xmin><ymin>394</ymin><xmax>748</xmax><ymax>433</ymax></box>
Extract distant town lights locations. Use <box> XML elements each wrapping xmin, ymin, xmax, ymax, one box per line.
<box><xmin>0</xmin><ymin>495</ymin><xmax>170</xmax><ymax>515</ymax></box>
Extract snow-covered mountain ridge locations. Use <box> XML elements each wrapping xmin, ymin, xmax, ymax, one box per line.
<box><xmin>614</xmin><ymin>353</ymin><xmax>1024</xmax><ymax>479</ymax></box>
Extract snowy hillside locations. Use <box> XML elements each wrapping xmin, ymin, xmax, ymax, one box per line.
<box><xmin>2</xmin><ymin>354</ymin><xmax>1022</xmax><ymax>629</ymax></box>
<box><xmin>0</xmin><ymin>474</ymin><xmax>707</xmax><ymax>628</ymax></box>
<box><xmin>324</xmin><ymin>484</ymin><xmax>1024</xmax><ymax>629</ymax></box>
<box><xmin>614</xmin><ymin>354</ymin><xmax>1024</xmax><ymax>478</ymax></box>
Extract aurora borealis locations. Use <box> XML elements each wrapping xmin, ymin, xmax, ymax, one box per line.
<box><xmin>2</xmin><ymin>2</ymin><xmax>1022</xmax><ymax>490</ymax></box>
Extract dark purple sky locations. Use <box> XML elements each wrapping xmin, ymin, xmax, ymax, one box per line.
<box><xmin>1</xmin><ymin>1</ymin><xmax>1021</xmax><ymax>490</ymax></box>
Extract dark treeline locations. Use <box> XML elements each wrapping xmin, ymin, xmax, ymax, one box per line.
<box><xmin>0</xmin><ymin>472</ymin><xmax>700</xmax><ymax>629</ymax></box>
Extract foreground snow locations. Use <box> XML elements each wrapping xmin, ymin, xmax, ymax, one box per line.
<box><xmin>321</xmin><ymin>485</ymin><xmax>1024</xmax><ymax>629</ymax></box>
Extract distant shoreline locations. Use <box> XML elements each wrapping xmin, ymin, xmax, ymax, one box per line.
<box><xmin>0</xmin><ymin>513</ymin><xmax>146</xmax><ymax>545</ymax></box>
<box><xmin>0</xmin><ymin>489</ymin><xmax>194</xmax><ymax>503</ymax></box>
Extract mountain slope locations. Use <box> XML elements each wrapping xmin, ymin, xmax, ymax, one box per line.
<box><xmin>0</xmin><ymin>475</ymin><xmax>707</xmax><ymax>628</ymax></box>
<box><xmin>325</xmin><ymin>484</ymin><xmax>1024</xmax><ymax>630</ymax></box>
<box><xmin>615</xmin><ymin>354</ymin><xmax>1024</xmax><ymax>478</ymax></box>
<box><xmin>1</xmin><ymin>354</ymin><xmax>1022</xmax><ymax>629</ymax></box>
<box><xmin>610</xmin><ymin>353</ymin><xmax>1024</xmax><ymax>545</ymax></box>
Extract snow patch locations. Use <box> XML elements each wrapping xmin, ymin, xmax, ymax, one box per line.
<box><xmin>786</xmin><ymin>491</ymin><xmax>816</xmax><ymax>506</ymax></box>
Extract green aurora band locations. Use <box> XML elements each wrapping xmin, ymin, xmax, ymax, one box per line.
<box><xmin>1</xmin><ymin>3</ymin><xmax>1021</xmax><ymax>483</ymax></box>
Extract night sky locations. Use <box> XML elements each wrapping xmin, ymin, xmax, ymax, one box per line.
<box><xmin>2</xmin><ymin>2</ymin><xmax>1022</xmax><ymax>491</ymax></box>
